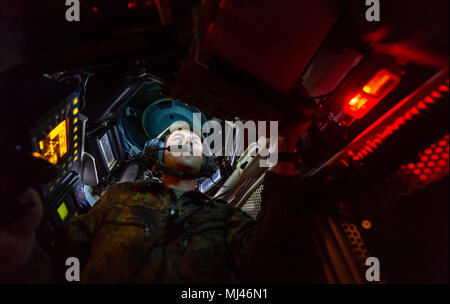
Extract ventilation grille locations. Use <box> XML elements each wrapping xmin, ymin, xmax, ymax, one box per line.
<box><xmin>341</xmin><ymin>222</ymin><xmax>369</xmax><ymax>263</ymax></box>
<box><xmin>240</xmin><ymin>185</ymin><xmax>263</xmax><ymax>219</ymax></box>
<box><xmin>340</xmin><ymin>221</ymin><xmax>385</xmax><ymax>283</ymax></box>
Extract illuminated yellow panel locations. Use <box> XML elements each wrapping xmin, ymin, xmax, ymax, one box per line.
<box><xmin>38</xmin><ymin>119</ymin><xmax>69</xmax><ymax>165</ymax></box>
<box><xmin>74</xmin><ymin>155</ymin><xmax>78</xmax><ymax>162</ymax></box>
<box><xmin>74</xmin><ymin>149</ymin><xmax>78</xmax><ymax>155</ymax></box>
<box><xmin>73</xmin><ymin>117</ymin><xmax>78</xmax><ymax>124</ymax></box>
<box><xmin>74</xmin><ymin>135</ymin><xmax>78</xmax><ymax>141</ymax></box>
<box><xmin>74</xmin><ymin>142</ymin><xmax>78</xmax><ymax>148</ymax></box>
<box><xmin>57</xmin><ymin>202</ymin><xmax>69</xmax><ymax>221</ymax></box>
<box><xmin>73</xmin><ymin>97</ymin><xmax>79</xmax><ymax>105</ymax></box>
<box><xmin>74</xmin><ymin>126</ymin><xmax>78</xmax><ymax>133</ymax></box>
<box><xmin>73</xmin><ymin>108</ymin><xmax>79</xmax><ymax>115</ymax></box>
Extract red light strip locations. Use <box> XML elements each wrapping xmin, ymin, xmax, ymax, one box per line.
<box><xmin>347</xmin><ymin>74</ymin><xmax>449</xmax><ymax>163</ymax></box>
<box><xmin>307</xmin><ymin>70</ymin><xmax>449</xmax><ymax>177</ymax></box>
<box><xmin>395</xmin><ymin>134</ymin><xmax>449</xmax><ymax>184</ymax></box>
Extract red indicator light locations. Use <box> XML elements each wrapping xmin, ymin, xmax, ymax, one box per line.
<box><xmin>92</xmin><ymin>6</ymin><xmax>99</xmax><ymax>13</ymax></box>
<box><xmin>438</xmin><ymin>140</ymin><xmax>447</xmax><ymax>146</ymax></box>
<box><xmin>424</xmin><ymin>96</ymin><xmax>435</xmax><ymax>104</ymax></box>
<box><xmin>409</xmin><ymin>107</ymin><xmax>420</xmax><ymax>115</ymax></box>
<box><xmin>431</xmin><ymin>91</ymin><xmax>443</xmax><ymax>98</ymax></box>
<box><xmin>128</xmin><ymin>1</ymin><xmax>137</xmax><ymax>8</ymax></box>
<box><xmin>424</xmin><ymin>149</ymin><xmax>433</xmax><ymax>155</ymax></box>
<box><xmin>348</xmin><ymin>94</ymin><xmax>368</xmax><ymax>110</ymax></box>
<box><xmin>344</xmin><ymin>69</ymin><xmax>401</xmax><ymax>120</ymax></box>
<box><xmin>438</xmin><ymin>85</ymin><xmax>449</xmax><ymax>92</ymax></box>
<box><xmin>417</xmin><ymin>101</ymin><xmax>427</xmax><ymax>110</ymax></box>
<box><xmin>362</xmin><ymin>70</ymin><xmax>399</xmax><ymax>97</ymax></box>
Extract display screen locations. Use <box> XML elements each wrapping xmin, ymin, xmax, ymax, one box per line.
<box><xmin>57</xmin><ymin>202</ymin><xmax>69</xmax><ymax>221</ymax></box>
<box><xmin>98</xmin><ymin>133</ymin><xmax>116</xmax><ymax>169</ymax></box>
<box><xmin>39</xmin><ymin>119</ymin><xmax>69</xmax><ymax>164</ymax></box>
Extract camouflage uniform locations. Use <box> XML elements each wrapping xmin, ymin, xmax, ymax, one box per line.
<box><xmin>60</xmin><ymin>172</ymin><xmax>323</xmax><ymax>283</ymax></box>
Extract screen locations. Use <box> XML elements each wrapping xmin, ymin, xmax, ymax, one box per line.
<box><xmin>98</xmin><ymin>133</ymin><xmax>116</xmax><ymax>169</ymax></box>
<box><xmin>39</xmin><ymin>118</ymin><xmax>69</xmax><ymax>164</ymax></box>
<box><xmin>57</xmin><ymin>202</ymin><xmax>69</xmax><ymax>221</ymax></box>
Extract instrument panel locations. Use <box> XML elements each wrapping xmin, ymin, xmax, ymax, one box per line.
<box><xmin>30</xmin><ymin>91</ymin><xmax>81</xmax><ymax>225</ymax></box>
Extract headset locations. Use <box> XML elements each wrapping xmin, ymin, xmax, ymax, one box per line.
<box><xmin>141</xmin><ymin>121</ymin><xmax>218</xmax><ymax>180</ymax></box>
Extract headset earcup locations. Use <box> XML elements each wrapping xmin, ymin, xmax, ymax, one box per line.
<box><xmin>144</xmin><ymin>138</ymin><xmax>166</xmax><ymax>162</ymax></box>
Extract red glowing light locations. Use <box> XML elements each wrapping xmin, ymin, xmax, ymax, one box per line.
<box><xmin>128</xmin><ymin>1</ymin><xmax>137</xmax><ymax>8</ymax></box>
<box><xmin>431</xmin><ymin>91</ymin><xmax>443</xmax><ymax>98</ymax></box>
<box><xmin>438</xmin><ymin>159</ymin><xmax>446</xmax><ymax>166</ymax></box>
<box><xmin>347</xmin><ymin>94</ymin><xmax>368</xmax><ymax>110</ymax></box>
<box><xmin>424</xmin><ymin>96</ymin><xmax>435</xmax><ymax>104</ymax></box>
<box><xmin>344</xmin><ymin>69</ymin><xmax>401</xmax><ymax>120</ymax></box>
<box><xmin>92</xmin><ymin>6</ymin><xmax>99</xmax><ymax>13</ymax></box>
<box><xmin>409</xmin><ymin>107</ymin><xmax>420</xmax><ymax>115</ymax></box>
<box><xmin>438</xmin><ymin>140</ymin><xmax>447</xmax><ymax>146</ymax></box>
<box><xmin>438</xmin><ymin>85</ymin><xmax>449</xmax><ymax>92</ymax></box>
<box><xmin>419</xmin><ymin>175</ymin><xmax>428</xmax><ymax>181</ymax></box>
<box><xmin>404</xmin><ymin>134</ymin><xmax>449</xmax><ymax>182</ymax></box>
<box><xmin>417</xmin><ymin>101</ymin><xmax>427</xmax><ymax>110</ymax></box>
<box><xmin>362</xmin><ymin>69</ymin><xmax>399</xmax><ymax>97</ymax></box>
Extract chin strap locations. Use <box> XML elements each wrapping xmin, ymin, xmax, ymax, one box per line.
<box><xmin>134</xmin><ymin>146</ymin><xmax>214</xmax><ymax>180</ymax></box>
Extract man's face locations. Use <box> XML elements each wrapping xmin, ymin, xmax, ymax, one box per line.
<box><xmin>164</xmin><ymin>129</ymin><xmax>203</xmax><ymax>174</ymax></box>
